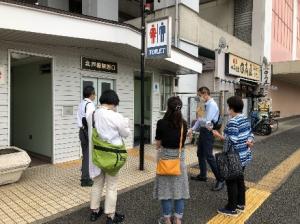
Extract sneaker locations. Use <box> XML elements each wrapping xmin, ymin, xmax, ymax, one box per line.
<box><xmin>90</xmin><ymin>207</ymin><xmax>104</xmax><ymax>222</ymax></box>
<box><xmin>236</xmin><ymin>205</ymin><xmax>245</xmax><ymax>213</ymax></box>
<box><xmin>81</xmin><ymin>179</ymin><xmax>94</xmax><ymax>187</ymax></box>
<box><xmin>217</xmin><ymin>208</ymin><xmax>238</xmax><ymax>217</ymax></box>
<box><xmin>211</xmin><ymin>181</ymin><xmax>225</xmax><ymax>191</ymax></box>
<box><xmin>106</xmin><ymin>213</ymin><xmax>125</xmax><ymax>224</ymax></box>
<box><xmin>190</xmin><ymin>175</ymin><xmax>207</xmax><ymax>182</ymax></box>
<box><xmin>158</xmin><ymin>217</ymin><xmax>171</xmax><ymax>224</ymax></box>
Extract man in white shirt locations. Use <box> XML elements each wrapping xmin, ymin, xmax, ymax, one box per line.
<box><xmin>77</xmin><ymin>86</ymin><xmax>96</xmax><ymax>187</ymax></box>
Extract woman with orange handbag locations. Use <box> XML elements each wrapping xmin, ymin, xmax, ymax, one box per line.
<box><xmin>153</xmin><ymin>96</ymin><xmax>189</xmax><ymax>224</ymax></box>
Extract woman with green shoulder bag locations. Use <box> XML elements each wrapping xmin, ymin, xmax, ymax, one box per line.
<box><xmin>87</xmin><ymin>90</ymin><xmax>130</xmax><ymax>224</ymax></box>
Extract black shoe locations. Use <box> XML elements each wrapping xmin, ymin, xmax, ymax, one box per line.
<box><xmin>191</xmin><ymin>175</ymin><xmax>207</xmax><ymax>182</ymax></box>
<box><xmin>81</xmin><ymin>179</ymin><xmax>94</xmax><ymax>187</ymax></box>
<box><xmin>211</xmin><ymin>181</ymin><xmax>225</xmax><ymax>191</ymax></box>
<box><xmin>217</xmin><ymin>207</ymin><xmax>238</xmax><ymax>217</ymax></box>
<box><xmin>90</xmin><ymin>207</ymin><xmax>104</xmax><ymax>222</ymax></box>
<box><xmin>106</xmin><ymin>213</ymin><xmax>125</xmax><ymax>224</ymax></box>
<box><xmin>236</xmin><ymin>205</ymin><xmax>245</xmax><ymax>213</ymax></box>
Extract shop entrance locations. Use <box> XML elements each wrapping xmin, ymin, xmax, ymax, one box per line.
<box><xmin>134</xmin><ymin>72</ymin><xmax>152</xmax><ymax>146</ymax></box>
<box><xmin>10</xmin><ymin>52</ymin><xmax>53</xmax><ymax>165</ymax></box>
<box><xmin>235</xmin><ymin>83</ymin><xmax>257</xmax><ymax>117</ymax></box>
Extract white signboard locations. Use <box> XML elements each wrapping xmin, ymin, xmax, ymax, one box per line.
<box><xmin>225</xmin><ymin>53</ymin><xmax>261</xmax><ymax>81</ymax></box>
<box><xmin>0</xmin><ymin>66</ymin><xmax>5</xmax><ymax>84</ymax></box>
<box><xmin>146</xmin><ymin>17</ymin><xmax>171</xmax><ymax>59</ymax></box>
<box><xmin>261</xmin><ymin>63</ymin><xmax>272</xmax><ymax>86</ymax></box>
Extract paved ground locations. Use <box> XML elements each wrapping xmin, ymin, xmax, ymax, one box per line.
<box><xmin>0</xmin><ymin>145</ymin><xmax>198</xmax><ymax>224</ymax></box>
<box><xmin>246</xmin><ymin>125</ymin><xmax>300</xmax><ymax>182</ymax></box>
<box><xmin>44</xmin><ymin>120</ymin><xmax>300</xmax><ymax>224</ymax></box>
<box><xmin>246</xmin><ymin>166</ymin><xmax>300</xmax><ymax>224</ymax></box>
<box><xmin>1</xmin><ymin>117</ymin><xmax>299</xmax><ymax>224</ymax></box>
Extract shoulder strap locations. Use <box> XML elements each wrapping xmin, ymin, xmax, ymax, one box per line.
<box><xmin>92</xmin><ymin>111</ymin><xmax>96</xmax><ymax>128</ymax></box>
<box><xmin>178</xmin><ymin>124</ymin><xmax>184</xmax><ymax>158</ymax></box>
<box><xmin>84</xmin><ymin>101</ymin><xmax>91</xmax><ymax>114</ymax></box>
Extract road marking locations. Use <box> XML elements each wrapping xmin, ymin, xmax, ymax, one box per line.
<box><xmin>206</xmin><ymin>148</ymin><xmax>300</xmax><ymax>224</ymax></box>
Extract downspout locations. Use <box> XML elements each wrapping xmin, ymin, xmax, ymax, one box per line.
<box><xmin>175</xmin><ymin>0</ymin><xmax>179</xmax><ymax>47</ymax></box>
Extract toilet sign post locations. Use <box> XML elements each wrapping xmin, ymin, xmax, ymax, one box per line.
<box><xmin>146</xmin><ymin>17</ymin><xmax>171</xmax><ymax>59</ymax></box>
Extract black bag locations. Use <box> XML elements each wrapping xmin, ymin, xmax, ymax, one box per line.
<box><xmin>215</xmin><ymin>140</ymin><xmax>243</xmax><ymax>180</ymax></box>
<box><xmin>212</xmin><ymin>114</ymin><xmax>222</xmax><ymax>130</ymax></box>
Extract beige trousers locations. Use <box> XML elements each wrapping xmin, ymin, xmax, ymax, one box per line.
<box><xmin>90</xmin><ymin>172</ymin><xmax>119</xmax><ymax>215</ymax></box>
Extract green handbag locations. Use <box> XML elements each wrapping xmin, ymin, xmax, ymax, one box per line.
<box><xmin>92</xmin><ymin>111</ymin><xmax>128</xmax><ymax>176</ymax></box>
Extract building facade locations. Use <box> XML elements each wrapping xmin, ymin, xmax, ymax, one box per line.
<box><xmin>0</xmin><ymin>0</ymin><xmax>202</xmax><ymax>163</ymax></box>
<box><xmin>267</xmin><ymin>0</ymin><xmax>300</xmax><ymax>118</ymax></box>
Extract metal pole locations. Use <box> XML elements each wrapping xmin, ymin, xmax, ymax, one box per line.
<box><xmin>139</xmin><ymin>0</ymin><xmax>145</xmax><ymax>171</ymax></box>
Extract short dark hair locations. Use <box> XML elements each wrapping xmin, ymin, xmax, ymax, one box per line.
<box><xmin>198</xmin><ymin>86</ymin><xmax>210</xmax><ymax>95</ymax></box>
<box><xmin>227</xmin><ymin>96</ymin><xmax>244</xmax><ymax>113</ymax></box>
<box><xmin>83</xmin><ymin>86</ymin><xmax>95</xmax><ymax>98</ymax></box>
<box><xmin>99</xmin><ymin>90</ymin><xmax>120</xmax><ymax>106</ymax></box>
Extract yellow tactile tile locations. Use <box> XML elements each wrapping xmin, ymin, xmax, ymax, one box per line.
<box><xmin>208</xmin><ymin>188</ymin><xmax>271</xmax><ymax>224</ymax></box>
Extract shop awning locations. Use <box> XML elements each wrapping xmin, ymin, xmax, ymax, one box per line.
<box><xmin>0</xmin><ymin>0</ymin><xmax>202</xmax><ymax>74</ymax></box>
<box><xmin>272</xmin><ymin>60</ymin><xmax>300</xmax><ymax>86</ymax></box>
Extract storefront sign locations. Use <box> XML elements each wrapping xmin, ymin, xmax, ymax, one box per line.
<box><xmin>261</xmin><ymin>63</ymin><xmax>272</xmax><ymax>86</ymax></box>
<box><xmin>0</xmin><ymin>66</ymin><xmax>5</xmax><ymax>85</ymax></box>
<box><xmin>225</xmin><ymin>53</ymin><xmax>261</xmax><ymax>81</ymax></box>
<box><xmin>146</xmin><ymin>17</ymin><xmax>171</xmax><ymax>59</ymax></box>
<box><xmin>81</xmin><ymin>57</ymin><xmax>118</xmax><ymax>73</ymax></box>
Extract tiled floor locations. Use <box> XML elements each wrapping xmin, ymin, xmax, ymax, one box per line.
<box><xmin>0</xmin><ymin>145</ymin><xmax>198</xmax><ymax>224</ymax></box>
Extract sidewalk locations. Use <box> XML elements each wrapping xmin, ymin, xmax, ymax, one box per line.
<box><xmin>0</xmin><ymin>117</ymin><xmax>299</xmax><ymax>224</ymax></box>
<box><xmin>0</xmin><ymin>145</ymin><xmax>198</xmax><ymax>224</ymax></box>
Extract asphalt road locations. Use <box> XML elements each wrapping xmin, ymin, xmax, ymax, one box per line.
<box><xmin>44</xmin><ymin>126</ymin><xmax>300</xmax><ymax>224</ymax></box>
<box><xmin>246</xmin><ymin>166</ymin><xmax>300</xmax><ymax>224</ymax></box>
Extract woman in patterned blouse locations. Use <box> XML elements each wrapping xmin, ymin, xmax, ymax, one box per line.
<box><xmin>213</xmin><ymin>96</ymin><xmax>254</xmax><ymax>217</ymax></box>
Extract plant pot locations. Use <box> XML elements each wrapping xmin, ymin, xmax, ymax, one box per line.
<box><xmin>0</xmin><ymin>147</ymin><xmax>31</xmax><ymax>186</ymax></box>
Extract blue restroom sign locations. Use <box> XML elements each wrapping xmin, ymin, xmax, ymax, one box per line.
<box><xmin>146</xmin><ymin>17</ymin><xmax>171</xmax><ymax>59</ymax></box>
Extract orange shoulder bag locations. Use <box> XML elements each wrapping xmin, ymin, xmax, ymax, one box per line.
<box><xmin>156</xmin><ymin>125</ymin><xmax>184</xmax><ymax>176</ymax></box>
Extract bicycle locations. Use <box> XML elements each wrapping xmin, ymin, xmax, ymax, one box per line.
<box><xmin>268</xmin><ymin>112</ymin><xmax>279</xmax><ymax>133</ymax></box>
<box><xmin>251</xmin><ymin>111</ymin><xmax>279</xmax><ymax>136</ymax></box>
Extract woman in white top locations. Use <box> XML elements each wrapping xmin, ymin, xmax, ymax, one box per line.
<box><xmin>87</xmin><ymin>90</ymin><xmax>130</xmax><ymax>224</ymax></box>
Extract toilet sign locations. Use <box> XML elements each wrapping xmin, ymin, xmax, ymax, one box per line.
<box><xmin>0</xmin><ymin>66</ymin><xmax>5</xmax><ymax>85</ymax></box>
<box><xmin>146</xmin><ymin>17</ymin><xmax>171</xmax><ymax>59</ymax></box>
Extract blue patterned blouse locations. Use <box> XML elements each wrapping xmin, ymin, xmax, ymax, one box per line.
<box><xmin>224</xmin><ymin>114</ymin><xmax>254</xmax><ymax>167</ymax></box>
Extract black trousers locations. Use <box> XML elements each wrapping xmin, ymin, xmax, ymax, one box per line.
<box><xmin>225</xmin><ymin>169</ymin><xmax>246</xmax><ymax>210</ymax></box>
<box><xmin>79</xmin><ymin>128</ymin><xmax>90</xmax><ymax>181</ymax></box>
<box><xmin>197</xmin><ymin>128</ymin><xmax>222</xmax><ymax>181</ymax></box>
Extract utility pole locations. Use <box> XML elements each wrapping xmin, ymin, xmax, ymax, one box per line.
<box><xmin>139</xmin><ymin>0</ymin><xmax>145</xmax><ymax>171</ymax></box>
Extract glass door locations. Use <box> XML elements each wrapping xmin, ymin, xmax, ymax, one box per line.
<box><xmin>81</xmin><ymin>78</ymin><xmax>98</xmax><ymax>105</ymax></box>
<box><xmin>97</xmin><ymin>79</ymin><xmax>114</xmax><ymax>96</ymax></box>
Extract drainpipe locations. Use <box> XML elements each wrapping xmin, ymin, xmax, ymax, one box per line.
<box><xmin>175</xmin><ymin>0</ymin><xmax>179</xmax><ymax>47</ymax></box>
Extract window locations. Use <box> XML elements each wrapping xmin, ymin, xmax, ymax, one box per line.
<box><xmin>160</xmin><ymin>76</ymin><xmax>173</xmax><ymax>111</ymax></box>
<box><xmin>81</xmin><ymin>78</ymin><xmax>114</xmax><ymax>105</ymax></box>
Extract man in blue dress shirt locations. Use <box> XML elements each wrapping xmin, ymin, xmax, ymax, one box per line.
<box><xmin>188</xmin><ymin>87</ymin><xmax>224</xmax><ymax>191</ymax></box>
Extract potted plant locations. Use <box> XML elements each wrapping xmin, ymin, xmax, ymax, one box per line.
<box><xmin>0</xmin><ymin>147</ymin><xmax>31</xmax><ymax>186</ymax></box>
